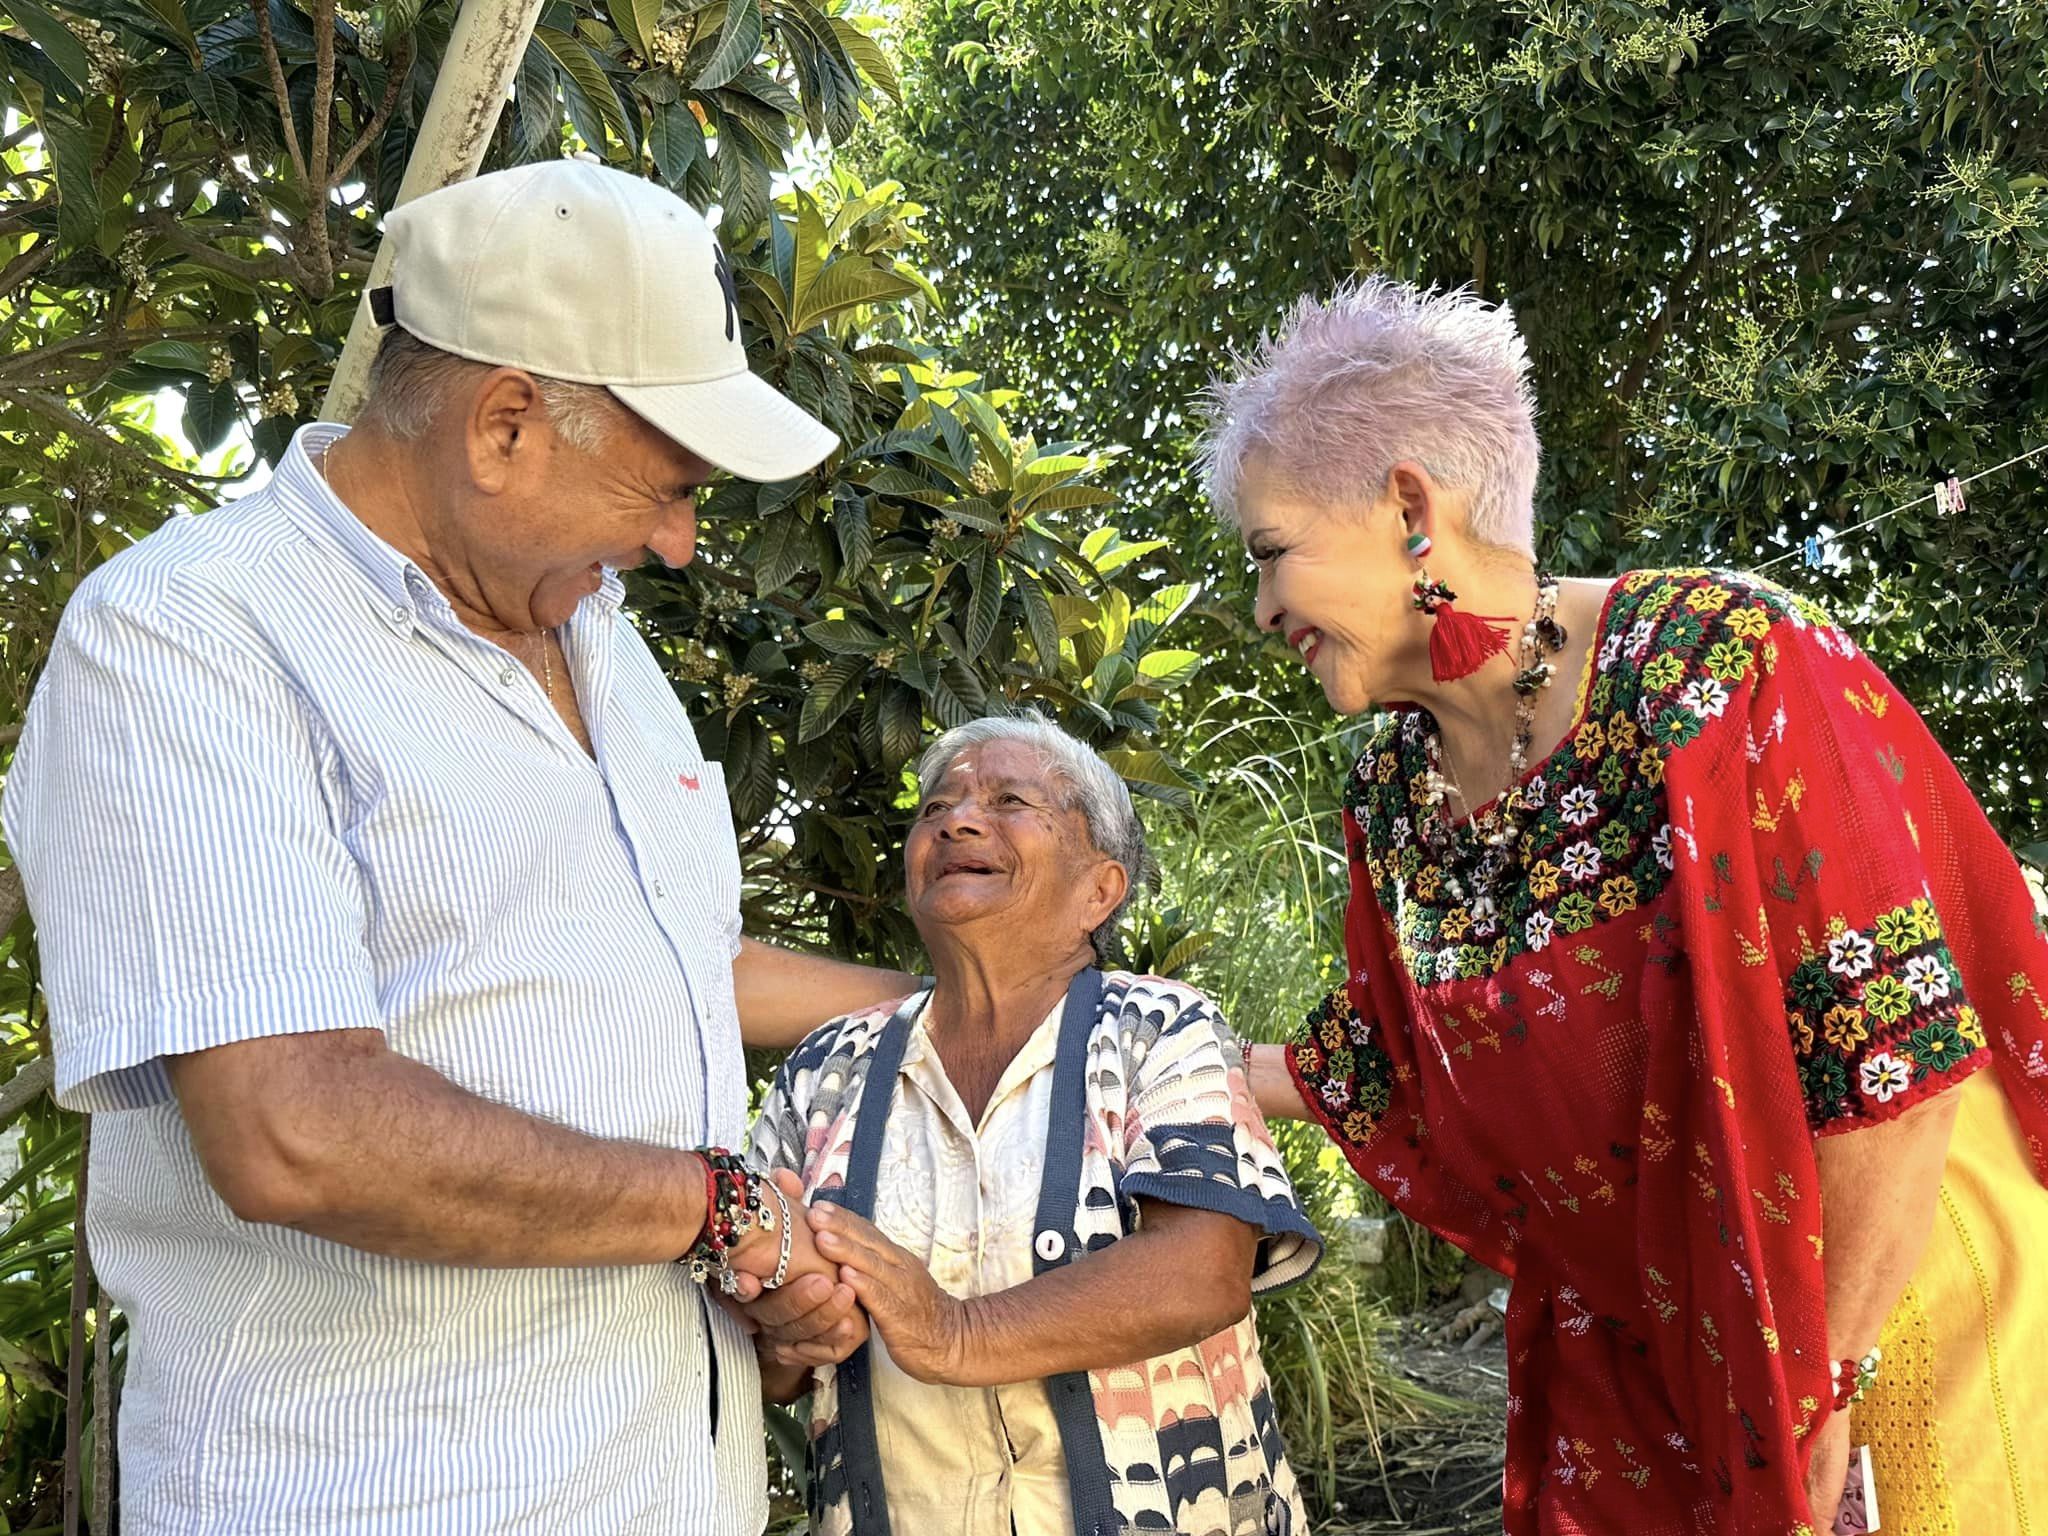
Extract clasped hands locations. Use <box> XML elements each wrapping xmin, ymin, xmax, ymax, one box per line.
<box><xmin>720</xmin><ymin>1170</ymin><xmax>969</xmax><ymax>1382</ymax></box>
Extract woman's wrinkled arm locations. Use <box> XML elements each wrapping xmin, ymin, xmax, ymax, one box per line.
<box><xmin>1803</xmin><ymin>1088</ymin><xmax>1963</xmax><ymax>1519</ymax></box>
<box><xmin>799</xmin><ymin>1198</ymin><xmax>1259</xmax><ymax>1387</ymax></box>
<box><xmin>1247</xmin><ymin>1043</ymin><xmax>1312</xmax><ymax>1122</ymax></box>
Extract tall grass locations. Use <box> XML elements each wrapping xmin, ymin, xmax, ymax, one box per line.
<box><xmin>1133</xmin><ymin>691</ymin><xmax>1480</xmax><ymax>1525</ymax></box>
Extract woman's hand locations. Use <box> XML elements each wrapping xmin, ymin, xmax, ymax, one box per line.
<box><xmin>1803</xmin><ymin>1409</ymin><xmax>1853</xmax><ymax>1532</ymax></box>
<box><xmin>809</xmin><ymin>1201</ymin><xmax>968</xmax><ymax>1384</ymax></box>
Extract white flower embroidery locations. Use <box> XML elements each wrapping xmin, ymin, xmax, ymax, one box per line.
<box><xmin>1599</xmin><ymin>633</ymin><xmax>1624</xmax><ymax>671</ymax></box>
<box><xmin>1827</xmin><ymin>931</ymin><xmax>1876</xmax><ymax>979</ymax></box>
<box><xmin>1679</xmin><ymin>676</ymin><xmax>1730</xmax><ymax>719</ymax></box>
<box><xmin>1903</xmin><ymin>955</ymin><xmax>1952</xmax><ymax>1005</ymax></box>
<box><xmin>1526</xmin><ymin>910</ymin><xmax>1555</xmax><ymax>952</ymax></box>
<box><xmin>1391</xmin><ymin>815</ymin><xmax>1413</xmax><ymax>847</ymax></box>
<box><xmin>1626</xmin><ymin>619</ymin><xmax>1657</xmax><ymax>658</ymax></box>
<box><xmin>1560</xmin><ymin>841</ymin><xmax>1602</xmax><ymax>882</ymax></box>
<box><xmin>1559</xmin><ymin>785</ymin><xmax>1600</xmax><ymax>826</ymax></box>
<box><xmin>1859</xmin><ymin>1051</ymin><xmax>1912</xmax><ymax>1103</ymax></box>
<box><xmin>1652</xmin><ymin>824</ymin><xmax>1675</xmax><ymax>871</ymax></box>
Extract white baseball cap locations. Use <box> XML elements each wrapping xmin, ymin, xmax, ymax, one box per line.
<box><xmin>372</xmin><ymin>159</ymin><xmax>839</xmax><ymax>482</ymax></box>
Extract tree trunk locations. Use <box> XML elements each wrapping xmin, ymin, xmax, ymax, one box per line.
<box><xmin>320</xmin><ymin>0</ymin><xmax>550</xmax><ymax>422</ymax></box>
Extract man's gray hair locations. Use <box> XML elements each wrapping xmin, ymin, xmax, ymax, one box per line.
<box><xmin>915</xmin><ymin>714</ymin><xmax>1149</xmax><ymax>962</ymax></box>
<box><xmin>1199</xmin><ymin>277</ymin><xmax>1541</xmax><ymax>558</ymax></box>
<box><xmin>357</xmin><ymin>328</ymin><xmax>627</xmax><ymax>452</ymax></box>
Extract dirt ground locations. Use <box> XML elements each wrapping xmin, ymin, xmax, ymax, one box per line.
<box><xmin>1323</xmin><ymin>1298</ymin><xmax>1510</xmax><ymax>1536</ymax></box>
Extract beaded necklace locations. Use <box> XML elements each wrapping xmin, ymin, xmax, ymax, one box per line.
<box><xmin>1417</xmin><ymin>572</ymin><xmax>1566</xmax><ymax>913</ymax></box>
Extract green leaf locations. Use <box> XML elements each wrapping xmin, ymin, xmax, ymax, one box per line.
<box><xmin>798</xmin><ymin>654</ymin><xmax>868</xmax><ymax>742</ymax></box>
<box><xmin>694</xmin><ymin>0</ymin><xmax>762</xmax><ymax>91</ymax></box>
<box><xmin>140</xmin><ymin>0</ymin><xmax>201</xmax><ymax>59</ymax></box>
<box><xmin>829</xmin><ymin>16</ymin><xmax>901</xmax><ymax>103</ymax></box>
<box><xmin>962</xmin><ymin>545</ymin><xmax>1004</xmax><ymax>658</ymax></box>
<box><xmin>802</xmin><ymin>617</ymin><xmax>886</xmax><ymax>655</ymax></box>
<box><xmin>534</xmin><ymin>27</ymin><xmax>630</xmax><ymax>150</ymax></box>
<box><xmin>878</xmin><ymin>683</ymin><xmax>923</xmax><ymax>770</ymax></box>
<box><xmin>42</xmin><ymin>111</ymin><xmax>101</xmax><ymax>254</ymax></box>
<box><xmin>611</xmin><ymin>0</ymin><xmax>663</xmax><ymax>63</ymax></box>
<box><xmin>647</xmin><ymin>100</ymin><xmax>706</xmax><ymax>185</ymax></box>
<box><xmin>790</xmin><ymin>257</ymin><xmax>924</xmax><ymax>334</ymax></box>
<box><xmin>751</xmin><ymin>506</ymin><xmax>809</xmax><ymax>596</ymax></box>
<box><xmin>1135</xmin><ymin>648</ymin><xmax>1201</xmax><ymax>685</ymax></box>
<box><xmin>9</xmin><ymin>0</ymin><xmax>92</xmax><ymax>92</ymax></box>
<box><xmin>833</xmin><ymin>488</ymin><xmax>874</xmax><ymax>580</ymax></box>
<box><xmin>1014</xmin><ymin>569</ymin><xmax>1061</xmax><ymax>674</ymax></box>
<box><xmin>1100</xmin><ymin>747</ymin><xmax>1201</xmax><ymax>797</ymax></box>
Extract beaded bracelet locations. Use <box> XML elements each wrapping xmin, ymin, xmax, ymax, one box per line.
<box><xmin>677</xmin><ymin>1149</ymin><xmax>775</xmax><ymax>1295</ymax></box>
<box><xmin>1829</xmin><ymin>1345</ymin><xmax>1882</xmax><ymax>1412</ymax></box>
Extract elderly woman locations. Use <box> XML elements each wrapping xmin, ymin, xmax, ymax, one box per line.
<box><xmin>1209</xmin><ymin>280</ymin><xmax>2048</xmax><ymax>1535</ymax></box>
<box><xmin>743</xmin><ymin>715</ymin><xmax>1320</xmax><ymax>1536</ymax></box>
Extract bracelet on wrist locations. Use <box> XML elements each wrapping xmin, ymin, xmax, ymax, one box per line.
<box><xmin>1828</xmin><ymin>1345</ymin><xmax>1882</xmax><ymax>1411</ymax></box>
<box><xmin>677</xmin><ymin>1149</ymin><xmax>775</xmax><ymax>1295</ymax></box>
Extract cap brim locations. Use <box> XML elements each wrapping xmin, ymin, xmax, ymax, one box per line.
<box><xmin>612</xmin><ymin>371</ymin><xmax>839</xmax><ymax>483</ymax></box>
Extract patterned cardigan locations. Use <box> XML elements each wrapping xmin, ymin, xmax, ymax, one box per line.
<box><xmin>745</xmin><ymin>969</ymin><xmax>1322</xmax><ymax>1536</ymax></box>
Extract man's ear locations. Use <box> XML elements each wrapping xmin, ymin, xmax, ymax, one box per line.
<box><xmin>464</xmin><ymin>368</ymin><xmax>546</xmax><ymax>494</ymax></box>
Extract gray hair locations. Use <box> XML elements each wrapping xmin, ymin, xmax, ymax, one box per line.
<box><xmin>358</xmin><ymin>328</ymin><xmax>627</xmax><ymax>453</ymax></box>
<box><xmin>1199</xmin><ymin>277</ymin><xmax>1541</xmax><ymax>558</ymax></box>
<box><xmin>915</xmin><ymin>714</ymin><xmax>1148</xmax><ymax>963</ymax></box>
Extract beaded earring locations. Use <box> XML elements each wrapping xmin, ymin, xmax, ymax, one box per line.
<box><xmin>1406</xmin><ymin>532</ymin><xmax>1515</xmax><ymax>682</ymax></box>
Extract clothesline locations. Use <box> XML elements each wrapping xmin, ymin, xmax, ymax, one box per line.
<box><xmin>1752</xmin><ymin>439</ymin><xmax>2048</xmax><ymax>573</ymax></box>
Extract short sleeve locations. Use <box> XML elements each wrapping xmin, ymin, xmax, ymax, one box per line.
<box><xmin>1743</xmin><ymin>617</ymin><xmax>1993</xmax><ymax>1134</ymax></box>
<box><xmin>2</xmin><ymin>599</ymin><xmax>381</xmax><ymax>1111</ymax></box>
<box><xmin>744</xmin><ymin>1057</ymin><xmax>807</xmax><ymax>1179</ymax></box>
<box><xmin>1116</xmin><ymin>983</ymin><xmax>1321</xmax><ymax>1292</ymax></box>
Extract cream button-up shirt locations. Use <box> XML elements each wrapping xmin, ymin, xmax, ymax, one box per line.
<box><xmin>867</xmin><ymin>995</ymin><xmax>1075</xmax><ymax>1536</ymax></box>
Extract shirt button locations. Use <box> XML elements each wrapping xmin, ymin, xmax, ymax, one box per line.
<box><xmin>390</xmin><ymin>604</ymin><xmax>409</xmax><ymax>625</ymax></box>
<box><xmin>1034</xmin><ymin>1229</ymin><xmax>1065</xmax><ymax>1263</ymax></box>
<box><xmin>498</xmin><ymin>666</ymin><xmax>517</xmax><ymax>686</ymax></box>
<box><xmin>653</xmin><ymin>881</ymin><xmax>668</xmax><ymax>898</ymax></box>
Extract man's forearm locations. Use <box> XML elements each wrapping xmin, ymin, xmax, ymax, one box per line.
<box><xmin>734</xmin><ymin>937</ymin><xmax>918</xmax><ymax>1049</ymax></box>
<box><xmin>171</xmin><ymin>1031</ymin><xmax>707</xmax><ymax>1267</ymax></box>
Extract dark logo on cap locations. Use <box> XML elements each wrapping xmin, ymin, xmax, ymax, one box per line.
<box><xmin>712</xmin><ymin>243</ymin><xmax>738</xmax><ymax>342</ymax></box>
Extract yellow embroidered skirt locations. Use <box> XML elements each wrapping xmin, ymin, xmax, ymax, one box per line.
<box><xmin>1852</xmin><ymin>1069</ymin><xmax>2048</xmax><ymax>1534</ymax></box>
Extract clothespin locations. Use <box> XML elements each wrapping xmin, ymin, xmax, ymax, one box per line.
<box><xmin>1802</xmin><ymin>535</ymin><xmax>1823</xmax><ymax>568</ymax></box>
<box><xmin>1935</xmin><ymin>475</ymin><xmax>1965</xmax><ymax>516</ymax></box>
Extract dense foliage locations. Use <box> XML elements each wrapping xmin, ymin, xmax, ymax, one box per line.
<box><xmin>0</xmin><ymin>0</ymin><xmax>1204</xmax><ymax>1521</ymax></box>
<box><xmin>871</xmin><ymin>0</ymin><xmax>2048</xmax><ymax>854</ymax></box>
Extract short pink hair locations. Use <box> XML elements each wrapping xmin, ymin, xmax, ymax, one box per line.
<box><xmin>1201</xmin><ymin>278</ymin><xmax>1541</xmax><ymax>557</ymax></box>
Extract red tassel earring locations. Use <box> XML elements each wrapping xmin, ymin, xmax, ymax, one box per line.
<box><xmin>1407</xmin><ymin>534</ymin><xmax>1514</xmax><ymax>682</ymax></box>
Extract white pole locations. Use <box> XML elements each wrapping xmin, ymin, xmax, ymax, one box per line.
<box><xmin>321</xmin><ymin>0</ymin><xmax>547</xmax><ymax>422</ymax></box>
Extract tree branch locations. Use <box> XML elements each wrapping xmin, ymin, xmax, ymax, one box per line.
<box><xmin>0</xmin><ymin>240</ymin><xmax>52</xmax><ymax>299</ymax></box>
<box><xmin>252</xmin><ymin>0</ymin><xmax>311</xmax><ymax>187</ymax></box>
<box><xmin>0</xmin><ymin>389</ymin><xmax>227</xmax><ymax>497</ymax></box>
<box><xmin>0</xmin><ymin>1054</ymin><xmax>51</xmax><ymax>1122</ymax></box>
<box><xmin>329</xmin><ymin>39</ymin><xmax>415</xmax><ymax>188</ymax></box>
<box><xmin>139</xmin><ymin>211</ymin><xmax>296</xmax><ymax>285</ymax></box>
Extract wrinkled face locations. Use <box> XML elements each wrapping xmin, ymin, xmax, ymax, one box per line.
<box><xmin>904</xmin><ymin>739</ymin><xmax>1121</xmax><ymax>952</ymax></box>
<box><xmin>1238</xmin><ymin>464</ymin><xmax>1419</xmax><ymax>716</ymax></box>
<box><xmin>456</xmin><ymin>384</ymin><xmax>713</xmax><ymax>630</ymax></box>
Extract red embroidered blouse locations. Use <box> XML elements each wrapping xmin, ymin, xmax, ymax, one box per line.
<box><xmin>1286</xmin><ymin>569</ymin><xmax>2048</xmax><ymax>1535</ymax></box>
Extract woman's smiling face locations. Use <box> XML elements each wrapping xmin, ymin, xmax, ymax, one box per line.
<box><xmin>1237</xmin><ymin>465</ymin><xmax>1421</xmax><ymax>717</ymax></box>
<box><xmin>904</xmin><ymin>739</ymin><xmax>1121</xmax><ymax>951</ymax></box>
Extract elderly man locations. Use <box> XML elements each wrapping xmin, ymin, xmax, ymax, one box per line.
<box><xmin>2</xmin><ymin>160</ymin><xmax>901</xmax><ymax>1534</ymax></box>
<box><xmin>746</xmin><ymin>715</ymin><xmax>1322</xmax><ymax>1536</ymax></box>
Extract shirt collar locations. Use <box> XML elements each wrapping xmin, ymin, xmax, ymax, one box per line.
<box><xmin>898</xmin><ymin>992</ymin><xmax>1067</xmax><ymax>1114</ymax></box>
<box><xmin>271</xmin><ymin>421</ymin><xmax>627</xmax><ymax>629</ymax></box>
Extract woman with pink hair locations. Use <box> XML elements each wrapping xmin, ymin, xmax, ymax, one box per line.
<box><xmin>1211</xmin><ymin>278</ymin><xmax>2048</xmax><ymax>1535</ymax></box>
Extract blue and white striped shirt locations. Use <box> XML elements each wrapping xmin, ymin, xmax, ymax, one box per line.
<box><xmin>3</xmin><ymin>423</ymin><xmax>766</xmax><ymax>1535</ymax></box>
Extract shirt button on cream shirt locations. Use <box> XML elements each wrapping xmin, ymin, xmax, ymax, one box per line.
<box><xmin>869</xmin><ymin>996</ymin><xmax>1076</xmax><ymax>1536</ymax></box>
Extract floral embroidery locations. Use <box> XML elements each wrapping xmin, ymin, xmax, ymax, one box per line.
<box><xmin>1788</xmin><ymin>900</ymin><xmax>1985</xmax><ymax>1129</ymax></box>
<box><xmin>1350</xmin><ymin>571</ymin><xmax>1814</xmax><ymax>987</ymax></box>
<box><xmin>1291</xmin><ymin>983</ymin><xmax>1394</xmax><ymax>1130</ymax></box>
